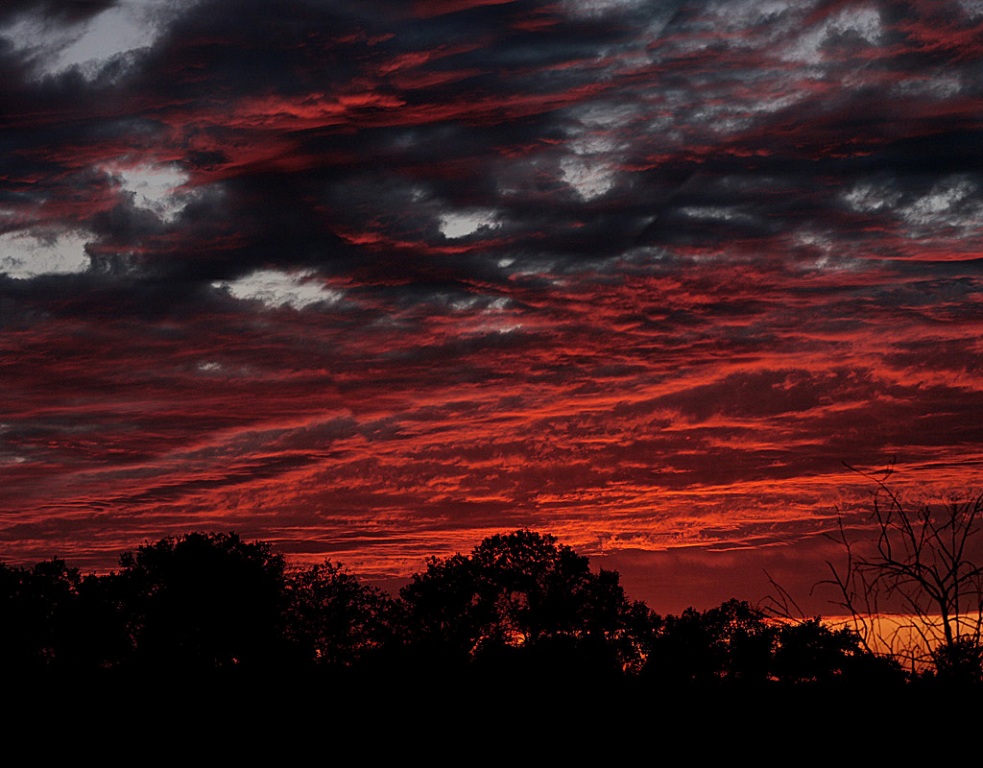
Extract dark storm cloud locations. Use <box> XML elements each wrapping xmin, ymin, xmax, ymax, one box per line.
<box><xmin>1</xmin><ymin>0</ymin><xmax>697</xmax><ymax>292</ymax></box>
<box><xmin>3</xmin><ymin>0</ymin><xmax>980</xmax><ymax>293</ymax></box>
<box><xmin>0</xmin><ymin>0</ymin><xmax>118</xmax><ymax>26</ymax></box>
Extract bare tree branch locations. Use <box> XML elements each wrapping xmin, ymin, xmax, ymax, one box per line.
<box><xmin>777</xmin><ymin>462</ymin><xmax>983</xmax><ymax>680</ymax></box>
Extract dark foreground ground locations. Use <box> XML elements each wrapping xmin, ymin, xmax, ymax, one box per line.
<box><xmin>0</xmin><ymin>667</ymin><xmax>967</xmax><ymax>760</ymax></box>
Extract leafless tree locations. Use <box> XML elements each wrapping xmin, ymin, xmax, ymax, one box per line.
<box><xmin>784</xmin><ymin>464</ymin><xmax>983</xmax><ymax>678</ymax></box>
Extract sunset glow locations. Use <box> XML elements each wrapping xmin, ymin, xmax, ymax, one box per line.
<box><xmin>2</xmin><ymin>0</ymin><xmax>981</xmax><ymax>615</ymax></box>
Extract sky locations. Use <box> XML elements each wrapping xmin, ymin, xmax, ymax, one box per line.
<box><xmin>1</xmin><ymin>0</ymin><xmax>982</xmax><ymax>615</ymax></box>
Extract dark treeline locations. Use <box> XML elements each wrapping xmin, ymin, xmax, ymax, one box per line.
<box><xmin>11</xmin><ymin>527</ymin><xmax>966</xmax><ymax>755</ymax></box>
<box><xmin>5</xmin><ymin>527</ymin><xmax>975</xmax><ymax>699</ymax></box>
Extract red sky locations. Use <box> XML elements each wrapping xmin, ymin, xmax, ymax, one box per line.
<box><xmin>1</xmin><ymin>0</ymin><xmax>982</xmax><ymax>615</ymax></box>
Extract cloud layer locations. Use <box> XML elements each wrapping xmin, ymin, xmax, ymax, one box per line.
<box><xmin>2</xmin><ymin>0</ymin><xmax>982</xmax><ymax>612</ymax></box>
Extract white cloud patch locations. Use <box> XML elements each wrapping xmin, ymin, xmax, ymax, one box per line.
<box><xmin>103</xmin><ymin>161</ymin><xmax>194</xmax><ymax>223</ymax></box>
<box><xmin>561</xmin><ymin>155</ymin><xmax>617</xmax><ymax>200</ymax></box>
<box><xmin>0</xmin><ymin>230</ymin><xmax>91</xmax><ymax>279</ymax></box>
<box><xmin>892</xmin><ymin>73</ymin><xmax>963</xmax><ymax>100</ymax></box>
<box><xmin>707</xmin><ymin>0</ymin><xmax>799</xmax><ymax>35</ymax></box>
<box><xmin>449</xmin><ymin>295</ymin><xmax>510</xmax><ymax>312</ymax></box>
<box><xmin>562</xmin><ymin>0</ymin><xmax>647</xmax><ymax>17</ymax></box>
<box><xmin>439</xmin><ymin>209</ymin><xmax>500</xmax><ymax>239</ymax></box>
<box><xmin>559</xmin><ymin>105</ymin><xmax>634</xmax><ymax>200</ymax></box>
<box><xmin>843</xmin><ymin>181</ymin><xmax>902</xmax><ymax>213</ymax></box>
<box><xmin>845</xmin><ymin>177</ymin><xmax>983</xmax><ymax>235</ymax></box>
<box><xmin>900</xmin><ymin>179</ymin><xmax>982</xmax><ymax>230</ymax></box>
<box><xmin>561</xmin><ymin>133</ymin><xmax>623</xmax><ymax>201</ymax></box>
<box><xmin>0</xmin><ymin>0</ymin><xmax>191</xmax><ymax>80</ymax></box>
<box><xmin>679</xmin><ymin>206</ymin><xmax>756</xmax><ymax>223</ymax></box>
<box><xmin>793</xmin><ymin>230</ymin><xmax>860</xmax><ymax>271</ymax></box>
<box><xmin>959</xmin><ymin>0</ymin><xmax>983</xmax><ymax>17</ymax></box>
<box><xmin>213</xmin><ymin>269</ymin><xmax>344</xmax><ymax>310</ymax></box>
<box><xmin>462</xmin><ymin>294</ymin><xmax>522</xmax><ymax>335</ymax></box>
<box><xmin>667</xmin><ymin>0</ymin><xmax>803</xmax><ymax>55</ymax></box>
<box><xmin>782</xmin><ymin>5</ymin><xmax>882</xmax><ymax>64</ymax></box>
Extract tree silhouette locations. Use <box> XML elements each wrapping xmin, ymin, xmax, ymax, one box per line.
<box><xmin>397</xmin><ymin>529</ymin><xmax>653</xmax><ymax>679</ymax></box>
<box><xmin>641</xmin><ymin>598</ymin><xmax>904</xmax><ymax>689</ymax></box>
<box><xmin>771</xmin><ymin>617</ymin><xmax>903</xmax><ymax>687</ymax></box>
<box><xmin>0</xmin><ymin>558</ymin><xmax>85</xmax><ymax>675</ymax></box>
<box><xmin>117</xmin><ymin>531</ymin><xmax>288</xmax><ymax>673</ymax></box>
<box><xmin>798</xmin><ymin>466</ymin><xmax>983</xmax><ymax>682</ymax></box>
<box><xmin>66</xmin><ymin>570</ymin><xmax>132</xmax><ymax>672</ymax></box>
<box><xmin>284</xmin><ymin>560</ymin><xmax>398</xmax><ymax>669</ymax></box>
<box><xmin>642</xmin><ymin>599</ymin><xmax>775</xmax><ymax>687</ymax></box>
<box><xmin>0</xmin><ymin>523</ymin><xmax>962</xmax><ymax>691</ymax></box>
